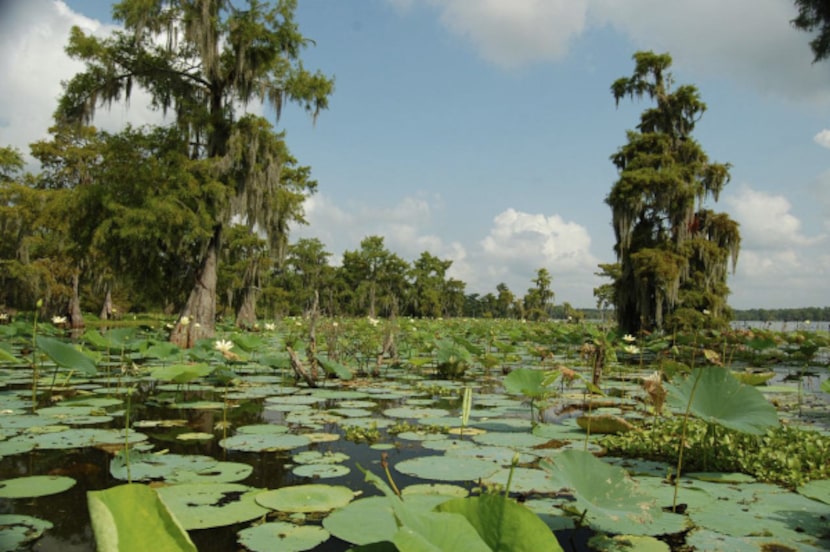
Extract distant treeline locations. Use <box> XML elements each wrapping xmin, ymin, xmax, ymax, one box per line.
<box><xmin>731</xmin><ymin>307</ymin><xmax>830</xmax><ymax>322</ymax></box>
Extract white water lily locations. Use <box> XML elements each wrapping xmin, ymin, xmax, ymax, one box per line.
<box><xmin>0</xmin><ymin>313</ymin><xmax>8</xmax><ymax>321</ymax></box>
<box><xmin>622</xmin><ymin>334</ymin><xmax>636</xmax><ymax>343</ymax></box>
<box><xmin>264</xmin><ymin>322</ymin><xmax>276</xmax><ymax>331</ymax></box>
<box><xmin>624</xmin><ymin>344</ymin><xmax>640</xmax><ymax>355</ymax></box>
<box><xmin>214</xmin><ymin>339</ymin><xmax>234</xmax><ymax>353</ymax></box>
<box><xmin>367</xmin><ymin>317</ymin><xmax>379</xmax><ymax>327</ymax></box>
<box><xmin>51</xmin><ymin>316</ymin><xmax>67</xmax><ymax>325</ymax></box>
<box><xmin>180</xmin><ymin>315</ymin><xmax>191</xmax><ymax>326</ymax></box>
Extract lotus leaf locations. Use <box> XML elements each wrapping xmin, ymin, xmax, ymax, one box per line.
<box><xmin>87</xmin><ymin>483</ymin><xmax>195</xmax><ymax>552</ymax></box>
<box><xmin>151</xmin><ymin>364</ymin><xmax>213</xmax><ymax>384</ymax></box>
<box><xmin>237</xmin><ymin>521</ymin><xmax>330</xmax><ymax>552</ymax></box>
<box><xmin>318</xmin><ymin>357</ymin><xmax>353</xmax><ymax>380</ymax></box>
<box><xmin>436</xmin><ymin>493</ymin><xmax>564</xmax><ymax>551</ymax></box>
<box><xmin>667</xmin><ymin>367</ymin><xmax>779</xmax><ymax>435</ymax></box>
<box><xmin>36</xmin><ymin>336</ymin><xmax>97</xmax><ymax>375</ymax></box>
<box><xmin>255</xmin><ymin>484</ymin><xmax>354</xmax><ymax>513</ymax></box>
<box><xmin>220</xmin><ymin>432</ymin><xmax>310</xmax><ymax>452</ymax></box>
<box><xmin>587</xmin><ymin>534</ymin><xmax>669</xmax><ymax>552</ymax></box>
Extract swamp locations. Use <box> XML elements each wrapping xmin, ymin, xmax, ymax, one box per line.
<box><xmin>0</xmin><ymin>316</ymin><xmax>828</xmax><ymax>551</ymax></box>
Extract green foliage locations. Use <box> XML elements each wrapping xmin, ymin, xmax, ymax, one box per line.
<box><xmin>87</xmin><ymin>483</ymin><xmax>196</xmax><ymax>552</ymax></box>
<box><xmin>435</xmin><ymin>338</ymin><xmax>473</xmax><ymax>378</ymax></box>
<box><xmin>602</xmin><ymin>418</ymin><xmax>830</xmax><ymax>488</ymax></box>
<box><xmin>36</xmin><ymin>335</ymin><xmax>97</xmax><ymax>376</ymax></box>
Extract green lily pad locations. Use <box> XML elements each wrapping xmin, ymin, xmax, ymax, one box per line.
<box><xmin>685</xmin><ymin>472</ymin><xmax>757</xmax><ymax>484</ymax></box>
<box><xmin>110</xmin><ymin>452</ymin><xmax>217</xmax><ymax>481</ymax></box>
<box><xmin>292</xmin><ymin>464</ymin><xmax>350</xmax><ymax>479</ymax></box>
<box><xmin>292</xmin><ymin>450</ymin><xmax>349</xmax><ymax>465</ymax></box>
<box><xmin>155</xmin><ymin>483</ymin><xmax>269</xmax><ymax>530</ymax></box>
<box><xmin>219</xmin><ymin>433</ymin><xmax>310</xmax><ymax>452</ymax></box>
<box><xmin>255</xmin><ymin>484</ymin><xmax>354</xmax><ymax>513</ymax></box>
<box><xmin>798</xmin><ymin>479</ymin><xmax>830</xmax><ymax>505</ymax></box>
<box><xmin>483</xmin><ymin>467</ymin><xmax>560</xmax><ymax>494</ymax></box>
<box><xmin>395</xmin><ymin>455</ymin><xmax>499</xmax><ymax>482</ymax></box>
<box><xmin>541</xmin><ymin>450</ymin><xmax>684</xmax><ymax>536</ymax></box>
<box><xmin>0</xmin><ymin>475</ymin><xmax>76</xmax><ymax>498</ymax></box>
<box><xmin>383</xmin><ymin>406</ymin><xmax>450</xmax><ymax>419</ymax></box>
<box><xmin>471</xmin><ymin>431</ymin><xmax>548</xmax><ymax>448</ymax></box>
<box><xmin>401</xmin><ymin>484</ymin><xmax>469</xmax><ymax>498</ymax></box>
<box><xmin>0</xmin><ymin>515</ymin><xmax>53</xmax><ymax>551</ymax></box>
<box><xmin>588</xmin><ymin>534</ymin><xmax>670</xmax><ymax>552</ymax></box>
<box><xmin>237</xmin><ymin>522</ymin><xmax>330</xmax><ymax>552</ymax></box>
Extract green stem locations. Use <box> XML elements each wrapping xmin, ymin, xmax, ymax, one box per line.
<box><xmin>125</xmin><ymin>387</ymin><xmax>132</xmax><ymax>483</ymax></box>
<box><xmin>673</xmin><ymin>368</ymin><xmax>703</xmax><ymax>512</ymax></box>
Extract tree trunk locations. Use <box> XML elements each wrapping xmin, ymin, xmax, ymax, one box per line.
<box><xmin>100</xmin><ymin>287</ymin><xmax>113</xmax><ymax>320</ymax></box>
<box><xmin>235</xmin><ymin>285</ymin><xmax>258</xmax><ymax>329</ymax></box>
<box><xmin>170</xmin><ymin>229</ymin><xmax>219</xmax><ymax>348</ymax></box>
<box><xmin>68</xmin><ymin>271</ymin><xmax>84</xmax><ymax>330</ymax></box>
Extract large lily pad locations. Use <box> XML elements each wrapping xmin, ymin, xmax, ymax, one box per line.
<box><xmin>667</xmin><ymin>367</ymin><xmax>779</xmax><ymax>435</ymax></box>
<box><xmin>395</xmin><ymin>455</ymin><xmax>500</xmax><ymax>482</ymax></box>
<box><xmin>255</xmin><ymin>484</ymin><xmax>354</xmax><ymax>513</ymax></box>
<box><xmin>219</xmin><ymin>433</ymin><xmax>310</xmax><ymax>452</ymax></box>
<box><xmin>237</xmin><ymin>522</ymin><xmax>330</xmax><ymax>552</ymax></box>
<box><xmin>541</xmin><ymin>450</ymin><xmax>683</xmax><ymax>536</ymax></box>
<box><xmin>0</xmin><ymin>475</ymin><xmax>76</xmax><ymax>498</ymax></box>
<box><xmin>155</xmin><ymin>483</ymin><xmax>269</xmax><ymax>530</ymax></box>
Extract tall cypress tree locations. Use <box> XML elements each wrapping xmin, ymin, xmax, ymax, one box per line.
<box><xmin>606</xmin><ymin>52</ymin><xmax>740</xmax><ymax>334</ymax></box>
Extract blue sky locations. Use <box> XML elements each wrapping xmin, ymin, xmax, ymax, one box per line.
<box><xmin>1</xmin><ymin>0</ymin><xmax>829</xmax><ymax>309</ymax></box>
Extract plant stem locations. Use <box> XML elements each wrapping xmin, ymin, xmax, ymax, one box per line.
<box><xmin>673</xmin><ymin>368</ymin><xmax>703</xmax><ymax>512</ymax></box>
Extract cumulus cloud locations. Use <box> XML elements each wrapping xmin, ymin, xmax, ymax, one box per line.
<box><xmin>814</xmin><ymin>130</ymin><xmax>830</xmax><ymax>149</ymax></box>
<box><xmin>390</xmin><ymin>0</ymin><xmax>829</xmax><ymax>104</ymax></box>
<box><xmin>0</xmin><ymin>1</ymin><xmax>169</xmax><ymax>166</ymax></box>
<box><xmin>478</xmin><ymin>208</ymin><xmax>600</xmax><ymax>302</ymax></box>
<box><xmin>725</xmin><ymin>184</ymin><xmax>825</xmax><ymax>249</ymax></box>
<box><xmin>590</xmin><ymin>0</ymin><xmax>829</xmax><ymax>104</ymax></box>
<box><xmin>723</xmin><ymin>184</ymin><xmax>828</xmax><ymax>308</ymax></box>
<box><xmin>430</xmin><ymin>0</ymin><xmax>588</xmax><ymax>68</ymax></box>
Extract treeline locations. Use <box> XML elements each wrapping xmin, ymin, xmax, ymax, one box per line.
<box><xmin>732</xmin><ymin>307</ymin><xmax>830</xmax><ymax>322</ymax></box>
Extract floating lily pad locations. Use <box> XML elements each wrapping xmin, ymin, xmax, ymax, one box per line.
<box><xmin>482</xmin><ymin>467</ymin><xmax>558</xmax><ymax>494</ymax></box>
<box><xmin>167</xmin><ymin>461</ymin><xmax>254</xmax><ymax>484</ymax></box>
<box><xmin>236</xmin><ymin>424</ymin><xmax>290</xmax><ymax>435</ymax></box>
<box><xmin>383</xmin><ymin>406</ymin><xmax>451</xmax><ymax>419</ymax></box>
<box><xmin>401</xmin><ymin>483</ymin><xmax>469</xmax><ymax>498</ymax></box>
<box><xmin>472</xmin><ymin>431</ymin><xmax>548</xmax><ymax>448</ymax></box>
<box><xmin>255</xmin><ymin>484</ymin><xmax>354</xmax><ymax>513</ymax></box>
<box><xmin>219</xmin><ymin>433</ymin><xmax>310</xmax><ymax>452</ymax></box>
<box><xmin>155</xmin><ymin>483</ymin><xmax>269</xmax><ymax>530</ymax></box>
<box><xmin>237</xmin><ymin>521</ymin><xmax>330</xmax><ymax>552</ymax></box>
<box><xmin>110</xmin><ymin>452</ymin><xmax>217</xmax><ymax>481</ymax></box>
<box><xmin>176</xmin><ymin>432</ymin><xmax>213</xmax><ymax>441</ymax></box>
<box><xmin>576</xmin><ymin>414</ymin><xmax>637</xmax><ymax>434</ymax></box>
<box><xmin>0</xmin><ymin>514</ymin><xmax>53</xmax><ymax>551</ymax></box>
<box><xmin>292</xmin><ymin>451</ymin><xmax>349</xmax><ymax>465</ymax></box>
<box><xmin>798</xmin><ymin>479</ymin><xmax>830</xmax><ymax>505</ymax></box>
<box><xmin>588</xmin><ymin>534</ymin><xmax>670</xmax><ymax>552</ymax></box>
<box><xmin>395</xmin><ymin>455</ymin><xmax>499</xmax><ymax>482</ymax></box>
<box><xmin>0</xmin><ymin>475</ymin><xmax>76</xmax><ymax>498</ymax></box>
<box><xmin>292</xmin><ymin>464</ymin><xmax>350</xmax><ymax>479</ymax></box>
<box><xmin>685</xmin><ymin>472</ymin><xmax>757</xmax><ymax>484</ymax></box>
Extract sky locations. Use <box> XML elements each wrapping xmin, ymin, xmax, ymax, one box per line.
<box><xmin>1</xmin><ymin>0</ymin><xmax>829</xmax><ymax>310</ymax></box>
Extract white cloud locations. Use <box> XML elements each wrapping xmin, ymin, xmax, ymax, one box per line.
<box><xmin>593</xmin><ymin>0</ymin><xmax>830</xmax><ymax>104</ymax></box>
<box><xmin>0</xmin><ymin>1</ymin><xmax>167</xmax><ymax>166</ymax></box>
<box><xmin>429</xmin><ymin>0</ymin><xmax>588</xmax><ymax>68</ymax></box>
<box><xmin>723</xmin><ymin>184</ymin><xmax>828</xmax><ymax>308</ymax></box>
<box><xmin>815</xmin><ymin>130</ymin><xmax>830</xmax><ymax>149</ymax></box>
<box><xmin>725</xmin><ymin>184</ymin><xmax>825</xmax><ymax>249</ymax></box>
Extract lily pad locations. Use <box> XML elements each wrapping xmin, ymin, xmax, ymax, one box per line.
<box><xmin>255</xmin><ymin>484</ymin><xmax>354</xmax><ymax>513</ymax></box>
<box><xmin>237</xmin><ymin>522</ymin><xmax>330</xmax><ymax>552</ymax></box>
<box><xmin>0</xmin><ymin>475</ymin><xmax>76</xmax><ymax>498</ymax></box>
<box><xmin>219</xmin><ymin>433</ymin><xmax>310</xmax><ymax>452</ymax></box>
<box><xmin>155</xmin><ymin>483</ymin><xmax>269</xmax><ymax>530</ymax></box>
<box><xmin>0</xmin><ymin>515</ymin><xmax>53</xmax><ymax>552</ymax></box>
<box><xmin>292</xmin><ymin>464</ymin><xmax>350</xmax><ymax>479</ymax></box>
<box><xmin>798</xmin><ymin>479</ymin><xmax>830</xmax><ymax>505</ymax></box>
<box><xmin>395</xmin><ymin>455</ymin><xmax>499</xmax><ymax>482</ymax></box>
